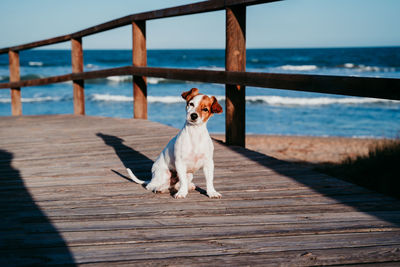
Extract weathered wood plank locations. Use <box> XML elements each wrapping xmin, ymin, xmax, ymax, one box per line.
<box><xmin>2</xmin><ymin>232</ymin><xmax>399</xmax><ymax>265</ymax></box>
<box><xmin>2</xmin><ymin>223</ymin><xmax>399</xmax><ymax>250</ymax></box>
<box><xmin>78</xmin><ymin>245</ymin><xmax>400</xmax><ymax>266</ymax></box>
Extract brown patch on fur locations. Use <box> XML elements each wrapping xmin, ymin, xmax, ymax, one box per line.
<box><xmin>197</xmin><ymin>95</ymin><xmax>219</xmax><ymax>122</ymax></box>
<box><xmin>181</xmin><ymin>88</ymin><xmax>200</xmax><ymax>102</ymax></box>
<box><xmin>211</xmin><ymin>96</ymin><xmax>223</xmax><ymax>114</ymax></box>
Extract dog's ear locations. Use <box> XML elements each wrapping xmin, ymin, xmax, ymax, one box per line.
<box><xmin>181</xmin><ymin>88</ymin><xmax>199</xmax><ymax>102</ymax></box>
<box><xmin>211</xmin><ymin>96</ymin><xmax>223</xmax><ymax>114</ymax></box>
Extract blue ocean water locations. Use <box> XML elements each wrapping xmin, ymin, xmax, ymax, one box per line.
<box><xmin>0</xmin><ymin>47</ymin><xmax>399</xmax><ymax>138</ymax></box>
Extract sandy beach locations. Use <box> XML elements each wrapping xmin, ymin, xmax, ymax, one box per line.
<box><xmin>212</xmin><ymin>134</ymin><xmax>386</xmax><ymax>164</ymax></box>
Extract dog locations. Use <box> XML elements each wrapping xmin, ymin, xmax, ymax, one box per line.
<box><xmin>127</xmin><ymin>88</ymin><xmax>223</xmax><ymax>199</ymax></box>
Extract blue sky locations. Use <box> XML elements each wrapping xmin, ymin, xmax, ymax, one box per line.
<box><xmin>1</xmin><ymin>0</ymin><xmax>399</xmax><ymax>49</ymax></box>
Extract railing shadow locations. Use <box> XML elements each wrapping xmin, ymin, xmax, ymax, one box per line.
<box><xmin>0</xmin><ymin>149</ymin><xmax>75</xmax><ymax>266</ymax></box>
<box><xmin>213</xmin><ymin>139</ymin><xmax>400</xmax><ymax>227</ymax></box>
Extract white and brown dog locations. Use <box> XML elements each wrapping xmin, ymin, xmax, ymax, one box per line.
<box><xmin>127</xmin><ymin>88</ymin><xmax>223</xmax><ymax>199</ymax></box>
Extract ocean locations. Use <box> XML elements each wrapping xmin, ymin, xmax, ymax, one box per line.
<box><xmin>0</xmin><ymin>47</ymin><xmax>399</xmax><ymax>138</ymax></box>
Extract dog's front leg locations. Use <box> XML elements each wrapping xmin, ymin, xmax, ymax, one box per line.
<box><xmin>203</xmin><ymin>159</ymin><xmax>222</xmax><ymax>199</ymax></box>
<box><xmin>175</xmin><ymin>161</ymin><xmax>188</xmax><ymax>199</ymax></box>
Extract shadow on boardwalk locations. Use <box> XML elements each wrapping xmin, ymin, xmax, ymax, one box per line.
<box><xmin>0</xmin><ymin>149</ymin><xmax>75</xmax><ymax>266</ymax></box>
<box><xmin>96</xmin><ymin>133</ymin><xmax>153</xmax><ymax>183</ymax></box>
<box><xmin>217</xmin><ymin>141</ymin><xmax>400</xmax><ymax>227</ymax></box>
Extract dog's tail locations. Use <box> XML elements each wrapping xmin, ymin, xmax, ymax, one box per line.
<box><xmin>126</xmin><ymin>168</ymin><xmax>146</xmax><ymax>185</ymax></box>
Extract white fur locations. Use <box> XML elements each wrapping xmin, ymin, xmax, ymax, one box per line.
<box><xmin>127</xmin><ymin>94</ymin><xmax>221</xmax><ymax>199</ymax></box>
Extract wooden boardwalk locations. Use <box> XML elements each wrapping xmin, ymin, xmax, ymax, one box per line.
<box><xmin>1</xmin><ymin>115</ymin><xmax>400</xmax><ymax>266</ymax></box>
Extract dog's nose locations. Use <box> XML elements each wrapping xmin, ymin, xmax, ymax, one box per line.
<box><xmin>190</xmin><ymin>113</ymin><xmax>198</xmax><ymax>120</ymax></box>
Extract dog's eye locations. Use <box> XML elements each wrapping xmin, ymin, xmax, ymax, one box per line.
<box><xmin>202</xmin><ymin>108</ymin><xmax>209</xmax><ymax>112</ymax></box>
<box><xmin>189</xmin><ymin>102</ymin><xmax>194</xmax><ymax>107</ymax></box>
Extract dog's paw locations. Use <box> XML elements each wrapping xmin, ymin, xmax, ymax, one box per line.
<box><xmin>189</xmin><ymin>182</ymin><xmax>196</xmax><ymax>191</ymax></box>
<box><xmin>174</xmin><ymin>190</ymin><xmax>188</xmax><ymax>199</ymax></box>
<box><xmin>146</xmin><ymin>184</ymin><xmax>159</xmax><ymax>193</ymax></box>
<box><xmin>207</xmin><ymin>190</ymin><xmax>222</xmax><ymax>199</ymax></box>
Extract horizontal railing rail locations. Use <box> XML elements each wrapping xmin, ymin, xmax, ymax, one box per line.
<box><xmin>1</xmin><ymin>66</ymin><xmax>400</xmax><ymax>100</ymax></box>
<box><xmin>0</xmin><ymin>0</ymin><xmax>399</xmax><ymax>146</ymax></box>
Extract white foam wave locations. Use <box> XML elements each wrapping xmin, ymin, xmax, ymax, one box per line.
<box><xmin>198</xmin><ymin>66</ymin><xmax>225</xmax><ymax>71</ymax></box>
<box><xmin>245</xmin><ymin>96</ymin><xmax>397</xmax><ymax>106</ymax></box>
<box><xmin>342</xmin><ymin>63</ymin><xmax>395</xmax><ymax>72</ymax></box>
<box><xmin>148</xmin><ymin>77</ymin><xmax>167</xmax><ymax>84</ymax></box>
<box><xmin>87</xmin><ymin>94</ymin><xmax>399</xmax><ymax>106</ymax></box>
<box><xmin>279</xmin><ymin>65</ymin><xmax>318</xmax><ymax>71</ymax></box>
<box><xmin>29</xmin><ymin>61</ymin><xmax>43</xmax><ymax>66</ymax></box>
<box><xmin>0</xmin><ymin>94</ymin><xmax>397</xmax><ymax>106</ymax></box>
<box><xmin>0</xmin><ymin>96</ymin><xmax>63</xmax><ymax>103</ymax></box>
<box><xmin>90</xmin><ymin>94</ymin><xmax>131</xmax><ymax>102</ymax></box>
<box><xmin>149</xmin><ymin>96</ymin><xmax>186</xmax><ymax>103</ymax></box>
<box><xmin>106</xmin><ymin>76</ymin><xmax>132</xmax><ymax>83</ymax></box>
<box><xmin>85</xmin><ymin>63</ymin><xmax>99</xmax><ymax>69</ymax></box>
<box><xmin>90</xmin><ymin>94</ymin><xmax>185</xmax><ymax>103</ymax></box>
<box><xmin>344</xmin><ymin>63</ymin><xmax>355</xmax><ymax>68</ymax></box>
<box><xmin>105</xmin><ymin>75</ymin><xmax>167</xmax><ymax>84</ymax></box>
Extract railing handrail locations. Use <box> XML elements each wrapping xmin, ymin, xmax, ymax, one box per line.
<box><xmin>1</xmin><ymin>66</ymin><xmax>399</xmax><ymax>101</ymax></box>
<box><xmin>0</xmin><ymin>0</ymin><xmax>279</xmax><ymax>54</ymax></box>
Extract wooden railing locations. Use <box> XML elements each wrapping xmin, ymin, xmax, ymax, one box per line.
<box><xmin>1</xmin><ymin>0</ymin><xmax>399</xmax><ymax>146</ymax></box>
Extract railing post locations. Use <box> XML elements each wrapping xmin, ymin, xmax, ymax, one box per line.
<box><xmin>71</xmin><ymin>37</ymin><xmax>85</xmax><ymax>115</ymax></box>
<box><xmin>132</xmin><ymin>20</ymin><xmax>147</xmax><ymax>119</ymax></box>
<box><xmin>8</xmin><ymin>50</ymin><xmax>22</xmax><ymax>116</ymax></box>
<box><xmin>225</xmin><ymin>5</ymin><xmax>246</xmax><ymax>147</ymax></box>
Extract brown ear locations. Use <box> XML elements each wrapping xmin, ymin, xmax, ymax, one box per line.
<box><xmin>181</xmin><ymin>88</ymin><xmax>199</xmax><ymax>101</ymax></box>
<box><xmin>211</xmin><ymin>96</ymin><xmax>223</xmax><ymax>114</ymax></box>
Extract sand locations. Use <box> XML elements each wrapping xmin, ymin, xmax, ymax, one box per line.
<box><xmin>211</xmin><ymin>134</ymin><xmax>386</xmax><ymax>164</ymax></box>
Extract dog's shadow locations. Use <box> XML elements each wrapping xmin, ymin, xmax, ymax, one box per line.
<box><xmin>96</xmin><ymin>133</ymin><xmax>150</xmax><ymax>185</ymax></box>
<box><xmin>96</xmin><ymin>133</ymin><xmax>207</xmax><ymax>197</ymax></box>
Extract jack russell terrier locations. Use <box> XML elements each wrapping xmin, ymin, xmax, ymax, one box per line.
<box><xmin>127</xmin><ymin>88</ymin><xmax>223</xmax><ymax>199</ymax></box>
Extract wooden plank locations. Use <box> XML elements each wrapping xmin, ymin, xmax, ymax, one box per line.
<box><xmin>0</xmin><ymin>73</ymin><xmax>72</xmax><ymax>89</ymax></box>
<box><xmin>2</xmin><ymin>232</ymin><xmax>399</xmax><ymax>265</ymax></box>
<box><xmin>0</xmin><ymin>0</ymin><xmax>281</xmax><ymax>54</ymax></box>
<box><xmin>0</xmin><ymin>35</ymin><xmax>72</xmax><ymax>55</ymax></box>
<box><xmin>2</xmin><ymin>66</ymin><xmax>399</xmax><ymax>101</ymax></box>
<box><xmin>225</xmin><ymin>5</ymin><xmax>246</xmax><ymax>146</ymax></box>
<box><xmin>8</xmin><ymin>50</ymin><xmax>21</xmax><ymax>116</ymax></box>
<box><xmin>2</xmin><ymin>222</ymin><xmax>399</xmax><ymax>249</ymax></box>
<box><xmin>71</xmin><ymin>37</ymin><xmax>85</xmax><ymax>115</ymax></box>
<box><xmin>132</xmin><ymin>20</ymin><xmax>147</xmax><ymax>119</ymax></box>
<box><xmin>76</xmin><ymin>245</ymin><xmax>400</xmax><ymax>266</ymax></box>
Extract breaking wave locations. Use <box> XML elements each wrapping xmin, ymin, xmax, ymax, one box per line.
<box><xmin>28</xmin><ymin>61</ymin><xmax>44</xmax><ymax>67</ymax></box>
<box><xmin>105</xmin><ymin>75</ymin><xmax>187</xmax><ymax>84</ymax></box>
<box><xmin>279</xmin><ymin>65</ymin><xmax>318</xmax><ymax>71</ymax></box>
<box><xmin>0</xmin><ymin>96</ymin><xmax>67</xmax><ymax>103</ymax></box>
<box><xmin>0</xmin><ymin>94</ymin><xmax>398</xmax><ymax>106</ymax></box>
<box><xmin>340</xmin><ymin>63</ymin><xmax>396</xmax><ymax>72</ymax></box>
<box><xmin>87</xmin><ymin>94</ymin><xmax>399</xmax><ymax>106</ymax></box>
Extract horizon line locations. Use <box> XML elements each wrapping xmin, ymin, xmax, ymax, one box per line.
<box><xmin>24</xmin><ymin>45</ymin><xmax>400</xmax><ymax>51</ymax></box>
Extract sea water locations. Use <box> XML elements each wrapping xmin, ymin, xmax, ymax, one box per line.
<box><xmin>0</xmin><ymin>47</ymin><xmax>399</xmax><ymax>138</ymax></box>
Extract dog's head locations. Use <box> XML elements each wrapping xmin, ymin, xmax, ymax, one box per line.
<box><xmin>181</xmin><ymin>88</ymin><xmax>223</xmax><ymax>126</ymax></box>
